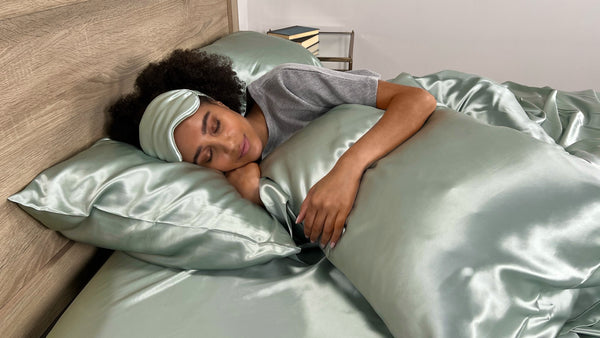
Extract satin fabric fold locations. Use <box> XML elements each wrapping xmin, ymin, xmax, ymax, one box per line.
<box><xmin>411</xmin><ymin>70</ymin><xmax>600</xmax><ymax>166</ymax></box>
<box><xmin>503</xmin><ymin>81</ymin><xmax>600</xmax><ymax>167</ymax></box>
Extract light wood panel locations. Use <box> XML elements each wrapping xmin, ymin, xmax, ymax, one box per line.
<box><xmin>0</xmin><ymin>0</ymin><xmax>88</xmax><ymax>20</ymax></box>
<box><xmin>0</xmin><ymin>0</ymin><xmax>237</xmax><ymax>336</ymax></box>
<box><xmin>0</xmin><ymin>242</ymin><xmax>106</xmax><ymax>337</ymax></box>
<box><xmin>228</xmin><ymin>0</ymin><xmax>240</xmax><ymax>32</ymax></box>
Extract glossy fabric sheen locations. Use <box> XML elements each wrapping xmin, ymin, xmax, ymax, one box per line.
<box><xmin>9</xmin><ymin>139</ymin><xmax>298</xmax><ymax>270</ymax></box>
<box><xmin>49</xmin><ymin>251</ymin><xmax>392</xmax><ymax>338</ymax></box>
<box><xmin>260</xmin><ymin>71</ymin><xmax>600</xmax><ymax>337</ymax></box>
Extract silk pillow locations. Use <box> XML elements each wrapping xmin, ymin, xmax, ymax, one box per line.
<box><xmin>10</xmin><ymin>139</ymin><xmax>299</xmax><ymax>269</ymax></box>
<box><xmin>259</xmin><ymin>102</ymin><xmax>600</xmax><ymax>337</ymax></box>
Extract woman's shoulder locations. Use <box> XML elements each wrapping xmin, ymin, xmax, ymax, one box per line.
<box><xmin>252</xmin><ymin>63</ymin><xmax>348</xmax><ymax>89</ymax></box>
<box><xmin>248</xmin><ymin>63</ymin><xmax>380</xmax><ymax>100</ymax></box>
<box><xmin>265</xmin><ymin>63</ymin><xmax>380</xmax><ymax>81</ymax></box>
<box><xmin>248</xmin><ymin>63</ymin><xmax>320</xmax><ymax>92</ymax></box>
<box><xmin>262</xmin><ymin>63</ymin><xmax>325</xmax><ymax>80</ymax></box>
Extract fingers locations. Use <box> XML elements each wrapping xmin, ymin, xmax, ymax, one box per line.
<box><xmin>300</xmin><ymin>207</ymin><xmax>324</xmax><ymax>243</ymax></box>
<box><xmin>299</xmin><ymin>203</ymin><xmax>346</xmax><ymax>249</ymax></box>
<box><xmin>309</xmin><ymin>212</ymin><xmax>327</xmax><ymax>243</ymax></box>
<box><xmin>328</xmin><ymin>215</ymin><xmax>346</xmax><ymax>249</ymax></box>
<box><xmin>297</xmin><ymin>185</ymin><xmax>350</xmax><ymax>249</ymax></box>
<box><xmin>318</xmin><ymin>211</ymin><xmax>338</xmax><ymax>247</ymax></box>
<box><xmin>298</xmin><ymin>191</ymin><xmax>314</xmax><ymax>238</ymax></box>
<box><xmin>296</xmin><ymin>203</ymin><xmax>306</xmax><ymax>225</ymax></box>
<box><xmin>299</xmin><ymin>196</ymin><xmax>327</xmax><ymax>243</ymax></box>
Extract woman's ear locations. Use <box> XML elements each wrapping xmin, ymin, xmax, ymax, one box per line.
<box><xmin>215</xmin><ymin>101</ymin><xmax>227</xmax><ymax>107</ymax></box>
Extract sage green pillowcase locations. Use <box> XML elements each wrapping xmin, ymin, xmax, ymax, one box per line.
<box><xmin>10</xmin><ymin>139</ymin><xmax>299</xmax><ymax>270</ymax></box>
<box><xmin>259</xmin><ymin>104</ymin><xmax>600</xmax><ymax>336</ymax></box>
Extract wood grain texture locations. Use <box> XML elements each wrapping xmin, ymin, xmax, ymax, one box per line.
<box><xmin>0</xmin><ymin>243</ymin><xmax>109</xmax><ymax>338</ymax></box>
<box><xmin>0</xmin><ymin>0</ymin><xmax>88</xmax><ymax>21</ymax></box>
<box><xmin>228</xmin><ymin>0</ymin><xmax>240</xmax><ymax>32</ymax></box>
<box><xmin>0</xmin><ymin>0</ymin><xmax>236</xmax><ymax>336</ymax></box>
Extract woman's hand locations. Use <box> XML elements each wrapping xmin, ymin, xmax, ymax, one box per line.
<box><xmin>296</xmin><ymin>164</ymin><xmax>360</xmax><ymax>249</ymax></box>
<box><xmin>225</xmin><ymin>162</ymin><xmax>263</xmax><ymax>206</ymax></box>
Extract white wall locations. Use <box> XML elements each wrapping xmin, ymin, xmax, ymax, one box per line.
<box><xmin>239</xmin><ymin>0</ymin><xmax>599</xmax><ymax>91</ymax></box>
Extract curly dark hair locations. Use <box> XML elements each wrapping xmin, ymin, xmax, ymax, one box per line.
<box><xmin>106</xmin><ymin>49</ymin><xmax>245</xmax><ymax>148</ymax></box>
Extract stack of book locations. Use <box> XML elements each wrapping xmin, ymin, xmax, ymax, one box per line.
<box><xmin>267</xmin><ymin>25</ymin><xmax>319</xmax><ymax>55</ymax></box>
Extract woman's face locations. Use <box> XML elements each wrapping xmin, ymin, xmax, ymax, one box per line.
<box><xmin>174</xmin><ymin>102</ymin><xmax>263</xmax><ymax>172</ymax></box>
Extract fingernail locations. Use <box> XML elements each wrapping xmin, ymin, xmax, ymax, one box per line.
<box><xmin>319</xmin><ymin>243</ymin><xmax>325</xmax><ymax>249</ymax></box>
<box><xmin>330</xmin><ymin>242</ymin><xmax>336</xmax><ymax>249</ymax></box>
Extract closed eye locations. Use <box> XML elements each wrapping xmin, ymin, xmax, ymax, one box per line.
<box><xmin>213</xmin><ymin>119</ymin><xmax>220</xmax><ymax>134</ymax></box>
<box><xmin>193</xmin><ymin>145</ymin><xmax>213</xmax><ymax>165</ymax></box>
<box><xmin>206</xmin><ymin>147</ymin><xmax>213</xmax><ymax>163</ymax></box>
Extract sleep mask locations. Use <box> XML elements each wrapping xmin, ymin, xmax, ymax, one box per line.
<box><xmin>139</xmin><ymin>89</ymin><xmax>209</xmax><ymax>162</ymax></box>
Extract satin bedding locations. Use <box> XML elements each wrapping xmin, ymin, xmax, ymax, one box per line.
<box><xmin>50</xmin><ymin>72</ymin><xmax>599</xmax><ymax>338</ymax></box>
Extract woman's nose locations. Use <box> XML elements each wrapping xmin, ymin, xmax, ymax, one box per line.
<box><xmin>215</xmin><ymin>134</ymin><xmax>237</xmax><ymax>156</ymax></box>
<box><xmin>226</xmin><ymin>138</ymin><xmax>237</xmax><ymax>155</ymax></box>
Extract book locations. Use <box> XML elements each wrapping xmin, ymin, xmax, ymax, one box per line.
<box><xmin>306</xmin><ymin>42</ymin><xmax>319</xmax><ymax>55</ymax></box>
<box><xmin>293</xmin><ymin>34</ymin><xmax>319</xmax><ymax>48</ymax></box>
<box><xmin>267</xmin><ymin>25</ymin><xmax>319</xmax><ymax>40</ymax></box>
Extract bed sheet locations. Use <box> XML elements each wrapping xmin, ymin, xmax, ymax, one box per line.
<box><xmin>48</xmin><ymin>251</ymin><xmax>392</xmax><ymax>337</ymax></box>
<box><xmin>48</xmin><ymin>251</ymin><xmax>600</xmax><ymax>338</ymax></box>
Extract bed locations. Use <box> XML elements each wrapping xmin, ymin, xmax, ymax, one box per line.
<box><xmin>3</xmin><ymin>1</ymin><xmax>600</xmax><ymax>337</ymax></box>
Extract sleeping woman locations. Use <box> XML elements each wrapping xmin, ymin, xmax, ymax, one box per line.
<box><xmin>107</xmin><ymin>50</ymin><xmax>436</xmax><ymax>250</ymax></box>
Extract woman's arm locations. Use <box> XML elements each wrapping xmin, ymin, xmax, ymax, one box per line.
<box><xmin>297</xmin><ymin>80</ymin><xmax>437</xmax><ymax>249</ymax></box>
<box><xmin>225</xmin><ymin>162</ymin><xmax>263</xmax><ymax>206</ymax></box>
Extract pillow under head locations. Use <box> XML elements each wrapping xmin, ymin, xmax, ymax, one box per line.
<box><xmin>10</xmin><ymin>139</ymin><xmax>299</xmax><ymax>270</ymax></box>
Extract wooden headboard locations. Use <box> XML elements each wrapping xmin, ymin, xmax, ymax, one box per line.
<box><xmin>0</xmin><ymin>1</ymin><xmax>238</xmax><ymax>336</ymax></box>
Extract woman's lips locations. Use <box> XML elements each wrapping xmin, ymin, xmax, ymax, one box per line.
<box><xmin>240</xmin><ymin>135</ymin><xmax>249</xmax><ymax>159</ymax></box>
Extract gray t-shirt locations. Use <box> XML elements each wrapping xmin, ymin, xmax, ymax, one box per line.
<box><xmin>247</xmin><ymin>63</ymin><xmax>380</xmax><ymax>158</ymax></box>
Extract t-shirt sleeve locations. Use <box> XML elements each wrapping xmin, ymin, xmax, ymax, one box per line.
<box><xmin>248</xmin><ymin>63</ymin><xmax>380</xmax><ymax>116</ymax></box>
<box><xmin>248</xmin><ymin>63</ymin><xmax>380</xmax><ymax>157</ymax></box>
